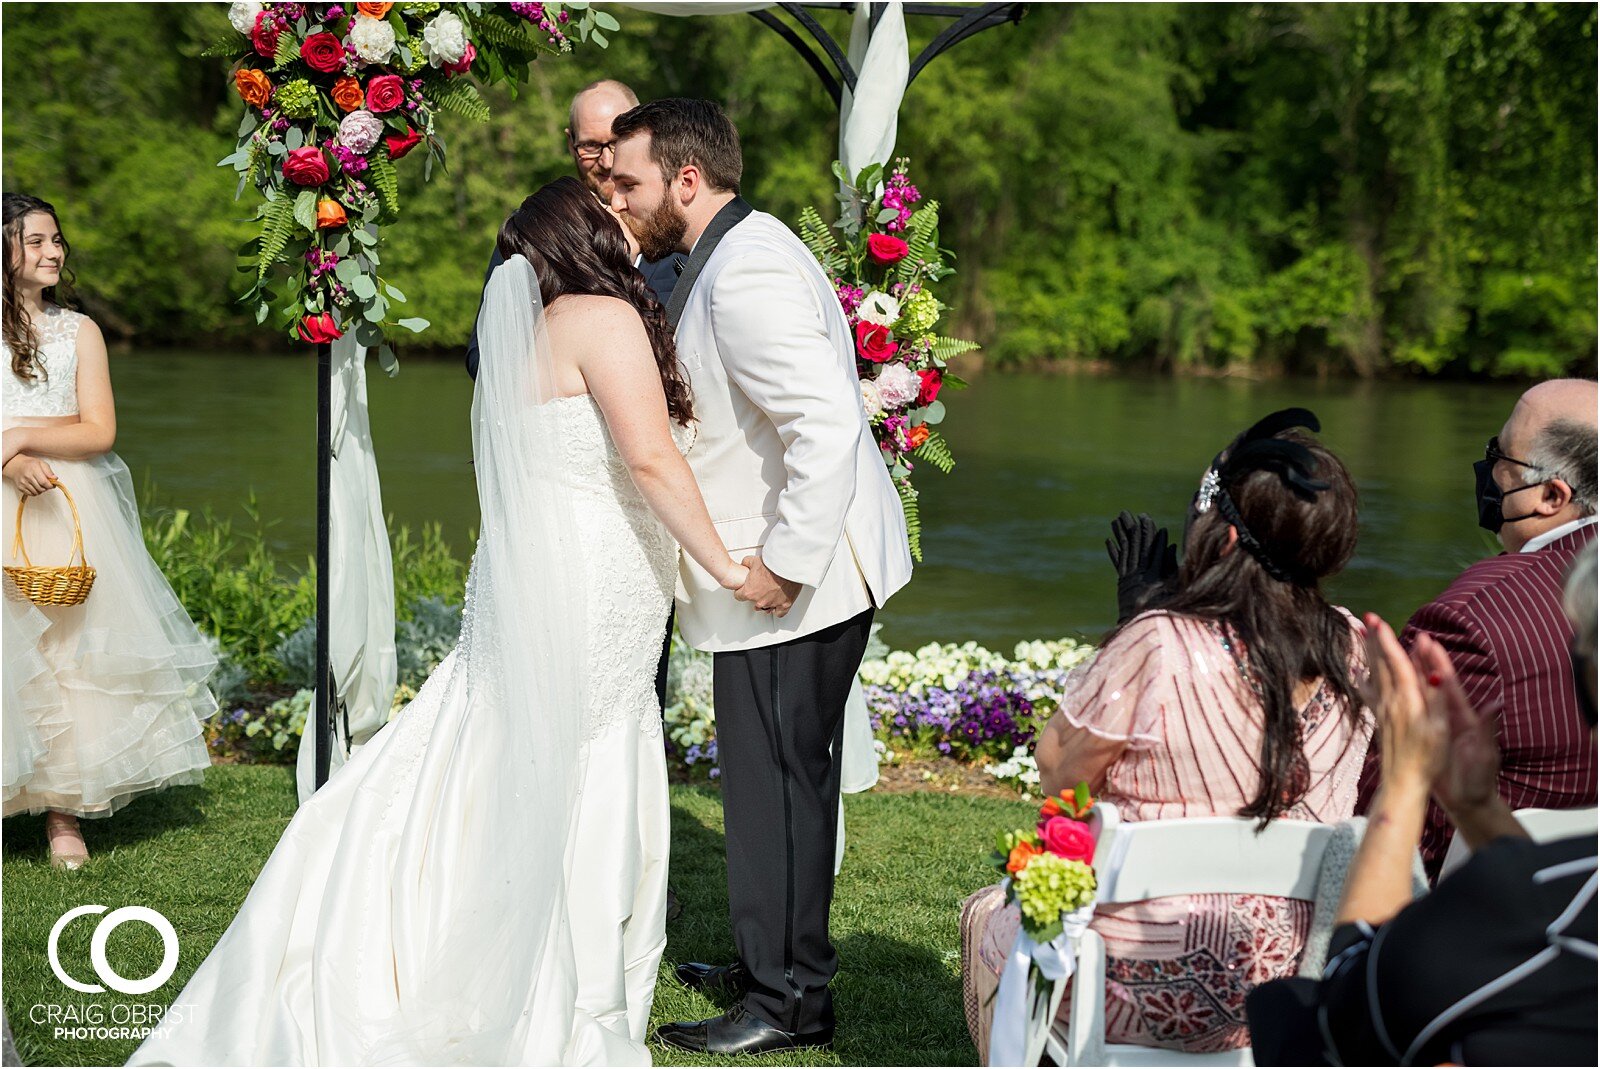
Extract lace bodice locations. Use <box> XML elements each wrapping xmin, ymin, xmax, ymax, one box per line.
<box><xmin>547</xmin><ymin>395</ymin><xmax>694</xmax><ymax>740</ymax></box>
<box><xmin>3</xmin><ymin>305</ymin><xmax>84</xmax><ymax>419</ymax></box>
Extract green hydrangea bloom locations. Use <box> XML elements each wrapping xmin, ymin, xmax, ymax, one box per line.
<box><xmin>898</xmin><ymin>287</ymin><xmax>941</xmax><ymax>335</ymax></box>
<box><xmin>398</xmin><ymin>47</ymin><xmax>428</xmax><ymax>75</ymax></box>
<box><xmin>402</xmin><ymin>1</ymin><xmax>441</xmax><ymax>14</ymax></box>
<box><xmin>1012</xmin><ymin>853</ymin><xmax>1096</xmax><ymax>930</ymax></box>
<box><xmin>273</xmin><ymin>79</ymin><xmax>319</xmax><ymax>119</ymax></box>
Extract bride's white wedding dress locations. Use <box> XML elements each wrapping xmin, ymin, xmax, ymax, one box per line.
<box><xmin>131</xmin><ymin>258</ymin><xmax>681</xmax><ymax>1066</ymax></box>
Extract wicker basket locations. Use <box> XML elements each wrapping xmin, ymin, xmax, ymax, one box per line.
<box><xmin>5</xmin><ymin>480</ymin><xmax>95</xmax><ymax>606</ymax></box>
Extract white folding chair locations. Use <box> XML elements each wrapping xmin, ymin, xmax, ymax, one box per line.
<box><xmin>1438</xmin><ymin>805</ymin><xmax>1599</xmax><ymax>877</ymax></box>
<box><xmin>1021</xmin><ymin>809</ymin><xmax>1336</xmax><ymax>1067</ymax></box>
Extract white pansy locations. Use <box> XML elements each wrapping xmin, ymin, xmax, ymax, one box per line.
<box><xmin>874</xmin><ymin>362</ymin><xmax>921</xmax><ymax>408</ymax></box>
<box><xmin>349</xmin><ymin>14</ymin><xmax>396</xmax><ymax>63</ymax></box>
<box><xmin>228</xmin><ymin>1</ymin><xmax>263</xmax><ymax>35</ymax></box>
<box><xmin>860</xmin><ymin>379</ymin><xmax>885</xmax><ymax>420</ymax></box>
<box><xmin>984</xmin><ymin>746</ymin><xmax>1041</xmax><ymax>790</ymax></box>
<box><xmin>857</xmin><ymin>290</ymin><xmax>900</xmax><ymax>327</ymax></box>
<box><xmin>419</xmin><ymin>10</ymin><xmax>469</xmax><ymax>66</ymax></box>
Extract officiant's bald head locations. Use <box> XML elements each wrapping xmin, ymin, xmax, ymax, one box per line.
<box><xmin>567</xmin><ymin>79</ymin><xmax>639</xmax><ymax>200</ymax></box>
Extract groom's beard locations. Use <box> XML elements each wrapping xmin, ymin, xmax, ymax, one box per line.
<box><xmin>629</xmin><ymin>197</ymin><xmax>689</xmax><ymax>263</ymax></box>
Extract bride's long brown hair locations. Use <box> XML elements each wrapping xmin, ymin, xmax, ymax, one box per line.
<box><xmin>496</xmin><ymin>177</ymin><xmax>693</xmax><ymax>425</ymax></box>
<box><xmin>4</xmin><ymin>193</ymin><xmax>76</xmax><ymax>382</ymax></box>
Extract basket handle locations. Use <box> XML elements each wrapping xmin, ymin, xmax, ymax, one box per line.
<box><xmin>11</xmin><ymin>480</ymin><xmax>88</xmax><ymax>570</ymax></box>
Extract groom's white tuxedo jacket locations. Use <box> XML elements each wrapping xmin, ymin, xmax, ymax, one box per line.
<box><xmin>674</xmin><ymin>209</ymin><xmax>913</xmax><ymax>652</ymax></box>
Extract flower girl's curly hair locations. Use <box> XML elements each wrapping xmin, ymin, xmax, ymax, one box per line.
<box><xmin>497</xmin><ymin>177</ymin><xmax>694</xmax><ymax>425</ymax></box>
<box><xmin>3</xmin><ymin>193</ymin><xmax>77</xmax><ymax>383</ymax></box>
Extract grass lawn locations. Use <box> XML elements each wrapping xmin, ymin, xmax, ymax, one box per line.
<box><xmin>2</xmin><ymin>765</ymin><xmax>1029</xmax><ymax>1067</ymax></box>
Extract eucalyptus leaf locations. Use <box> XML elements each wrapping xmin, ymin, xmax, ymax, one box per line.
<box><xmin>234</xmin><ymin>173</ymin><xmax>249</xmax><ymax>200</ymax></box>
<box><xmin>267</xmin><ymin>141</ymin><xmax>287</xmax><ymax>157</ymax></box>
<box><xmin>876</xmin><ymin>207</ymin><xmax>899</xmax><ymax>224</ymax></box>
<box><xmin>396</xmin><ymin>317</ymin><xmax>431</xmax><ymax>333</ymax></box>
<box><xmin>351</xmin><ymin>273</ymin><xmax>377</xmax><ymax>300</ymax></box>
<box><xmin>237</xmin><ymin>111</ymin><xmax>259</xmax><ymax>137</ymax></box>
<box><xmin>594</xmin><ymin>10</ymin><xmax>620</xmax><ymax>30</ymax></box>
<box><xmin>285</xmin><ymin>126</ymin><xmax>304</xmax><ymax>151</ymax></box>
<box><xmin>363</xmin><ymin>300</ymin><xmax>387</xmax><ymax>324</ymax></box>
<box><xmin>255</xmin><ymin>301</ymin><xmax>270</xmax><ymax>325</ymax></box>
<box><xmin>377</xmin><ymin>343</ymin><xmax>399</xmax><ymax>376</ymax></box>
<box><xmin>355</xmin><ymin>321</ymin><xmax>383</xmax><ymax>349</ymax></box>
<box><xmin>890</xmin><ymin>462</ymin><xmax>911</xmax><ymax>480</ymax></box>
<box><xmin>331</xmin><ymin>233</ymin><xmax>351</xmax><ymax>256</ymax></box>
<box><xmin>592</xmin><ymin>28</ymin><xmax>608</xmax><ymax>47</ymax></box>
<box><xmin>922</xmin><ymin>400</ymin><xmax>947</xmax><ymax>426</ymax></box>
<box><xmin>385</xmin><ymin>284</ymin><xmax>406</xmax><ymax>303</ymax></box>
<box><xmin>334</xmin><ymin>258</ymin><xmax>361</xmax><ymax>284</ymax></box>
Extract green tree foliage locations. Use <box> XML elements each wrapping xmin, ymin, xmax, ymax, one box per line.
<box><xmin>2</xmin><ymin>3</ymin><xmax>1592</xmax><ymax>376</ymax></box>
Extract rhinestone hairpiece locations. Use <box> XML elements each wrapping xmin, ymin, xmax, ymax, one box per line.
<box><xmin>1195</xmin><ymin>468</ymin><xmax>1222</xmax><ymax>514</ymax></box>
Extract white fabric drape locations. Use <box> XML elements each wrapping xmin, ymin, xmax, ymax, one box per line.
<box><xmin>839</xmin><ymin>1</ymin><xmax>909</xmax><ymax>189</ymax></box>
<box><xmin>297</xmin><ymin>334</ymin><xmax>398</xmax><ymax>804</ymax></box>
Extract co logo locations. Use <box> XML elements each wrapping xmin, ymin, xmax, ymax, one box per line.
<box><xmin>48</xmin><ymin>906</ymin><xmax>179</xmax><ymax>995</ymax></box>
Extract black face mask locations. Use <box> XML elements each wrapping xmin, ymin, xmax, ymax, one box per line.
<box><xmin>1475</xmin><ymin>437</ymin><xmax>1545</xmax><ymax>533</ymax></box>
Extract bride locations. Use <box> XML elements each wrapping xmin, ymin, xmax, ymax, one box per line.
<box><xmin>130</xmin><ymin>177</ymin><xmax>753</xmax><ymax>1066</ymax></box>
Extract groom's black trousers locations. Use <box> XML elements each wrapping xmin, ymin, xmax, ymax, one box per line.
<box><xmin>712</xmin><ymin>606</ymin><xmax>874</xmax><ymax>1036</ymax></box>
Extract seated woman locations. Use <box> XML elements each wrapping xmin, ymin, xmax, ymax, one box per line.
<box><xmin>961</xmin><ymin>409</ymin><xmax>1374</xmax><ymax>1056</ymax></box>
<box><xmin>1247</xmin><ymin>544</ymin><xmax>1598</xmax><ymax>1066</ymax></box>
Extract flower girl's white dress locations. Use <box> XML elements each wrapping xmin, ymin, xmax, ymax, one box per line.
<box><xmin>2</xmin><ymin>304</ymin><xmax>217</xmax><ymax>818</ymax></box>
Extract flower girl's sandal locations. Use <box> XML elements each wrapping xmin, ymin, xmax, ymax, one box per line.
<box><xmin>45</xmin><ymin>812</ymin><xmax>89</xmax><ymax>871</ymax></box>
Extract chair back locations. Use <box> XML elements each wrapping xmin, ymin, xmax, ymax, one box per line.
<box><xmin>1438</xmin><ymin>806</ymin><xmax>1599</xmax><ymax>877</ymax></box>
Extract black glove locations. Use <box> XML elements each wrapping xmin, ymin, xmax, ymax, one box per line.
<box><xmin>1105</xmin><ymin>510</ymin><xmax>1178</xmax><ymax>624</ymax></box>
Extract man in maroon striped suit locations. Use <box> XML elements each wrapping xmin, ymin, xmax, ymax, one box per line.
<box><xmin>1358</xmin><ymin>379</ymin><xmax>1598</xmax><ymax>879</ymax></box>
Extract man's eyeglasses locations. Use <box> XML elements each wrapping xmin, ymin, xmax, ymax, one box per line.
<box><xmin>570</xmin><ymin>138</ymin><xmax>616</xmax><ymax>162</ymax></box>
<box><xmin>1485</xmin><ymin>436</ymin><xmax>1536</xmax><ymax>470</ymax></box>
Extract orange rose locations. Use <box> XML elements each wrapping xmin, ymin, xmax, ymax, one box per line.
<box><xmin>331</xmin><ymin>76</ymin><xmax>365</xmax><ymax>113</ymax></box>
<box><xmin>907</xmin><ymin>425</ymin><xmax>930</xmax><ymax>450</ymax></box>
<box><xmin>316</xmin><ymin>199</ymin><xmax>348</xmax><ymax>230</ymax></box>
<box><xmin>1039</xmin><ymin>797</ymin><xmax>1063</xmax><ymax>820</ymax></box>
<box><xmin>356</xmin><ymin>1</ymin><xmax>393</xmax><ymax>16</ymax></box>
<box><xmin>234</xmin><ymin>68</ymin><xmax>273</xmax><ymax>108</ymax></box>
<box><xmin>1006</xmin><ymin>841</ymin><xmax>1042</xmax><ymax>876</ymax></box>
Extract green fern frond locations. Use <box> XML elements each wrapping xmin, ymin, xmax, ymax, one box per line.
<box><xmin>896</xmin><ymin>201</ymin><xmax>941</xmax><ymax>284</ymax></box>
<box><xmin>202</xmin><ymin>36</ymin><xmax>252</xmax><ymax>59</ymax></box>
<box><xmin>896</xmin><ymin>479</ymin><xmax>923</xmax><ymax>563</ymax></box>
<box><xmin>931</xmin><ymin>336</ymin><xmax>980</xmax><ymax>364</ymax></box>
<box><xmin>467</xmin><ymin>11</ymin><xmax>540</xmax><ymax>55</ymax></box>
<box><xmin>432</xmin><ymin>80</ymin><xmax>491</xmax><ymax>123</ymax></box>
<box><xmin>799</xmin><ymin>205</ymin><xmax>844</xmax><ymax>268</ymax></box>
<box><xmin>256</xmin><ymin>195</ymin><xmax>297</xmax><ymax>281</ymax></box>
<box><xmin>369</xmin><ymin>154</ymin><xmax>401</xmax><ymax>222</ymax></box>
<box><xmin>913</xmin><ymin>431</ymin><xmax>955</xmax><ymax>475</ymax></box>
<box><xmin>272</xmin><ymin>33</ymin><xmax>300</xmax><ymax>70</ymax></box>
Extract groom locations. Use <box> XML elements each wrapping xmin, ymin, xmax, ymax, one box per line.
<box><xmin>610</xmin><ymin>99</ymin><xmax>913</xmax><ymax>1055</ymax></box>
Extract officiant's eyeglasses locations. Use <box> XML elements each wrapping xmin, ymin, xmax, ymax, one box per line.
<box><xmin>570</xmin><ymin>137</ymin><xmax>617</xmax><ymax>161</ymax></box>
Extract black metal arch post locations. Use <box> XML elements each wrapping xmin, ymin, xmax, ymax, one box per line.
<box><xmin>313</xmin><ymin>0</ymin><xmax>1029</xmax><ymax>792</ymax></box>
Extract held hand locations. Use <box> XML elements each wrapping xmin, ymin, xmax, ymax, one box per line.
<box><xmin>1359</xmin><ymin>613</ymin><xmax>1449</xmax><ymax>791</ymax></box>
<box><xmin>718</xmin><ymin>558</ymin><xmax>752</xmax><ymax>592</ymax></box>
<box><xmin>734</xmin><ymin>555</ymin><xmax>802</xmax><ymax>618</ymax></box>
<box><xmin>2</xmin><ymin>454</ymin><xmax>57</xmax><ymax>497</ymax></box>
<box><xmin>1409</xmin><ymin>633</ymin><xmax>1504</xmax><ymax>819</ymax></box>
<box><xmin>1106</xmin><ymin>511</ymin><xmax>1177</xmax><ymax>624</ymax></box>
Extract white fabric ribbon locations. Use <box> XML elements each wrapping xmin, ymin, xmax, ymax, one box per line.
<box><xmin>988</xmin><ymin>900</ymin><xmax>1096</xmax><ymax>1067</ymax></box>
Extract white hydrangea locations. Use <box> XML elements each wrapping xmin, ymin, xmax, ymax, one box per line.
<box><xmin>857</xmin><ymin>637</ymin><xmax>1098</xmax><ymax>700</ymax></box>
<box><xmin>874</xmin><ymin>362</ymin><xmax>921</xmax><ymax>408</ymax></box>
<box><xmin>984</xmin><ymin>745</ymin><xmax>1041</xmax><ymax>791</ymax></box>
<box><xmin>338</xmin><ymin>110</ymin><xmax>385</xmax><ymax>155</ymax></box>
<box><xmin>419</xmin><ymin>10</ymin><xmax>469</xmax><ymax>66</ymax></box>
<box><xmin>349</xmin><ymin>14</ymin><xmax>396</xmax><ymax>63</ymax></box>
<box><xmin>860</xmin><ymin>379</ymin><xmax>885</xmax><ymax>420</ymax></box>
<box><xmin>228</xmin><ymin>1</ymin><xmax>263</xmax><ymax>35</ymax></box>
<box><xmin>857</xmin><ymin>290</ymin><xmax>900</xmax><ymax>327</ymax></box>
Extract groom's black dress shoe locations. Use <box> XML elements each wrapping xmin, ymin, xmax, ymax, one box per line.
<box><xmin>674</xmin><ymin>960</ymin><xmax>749</xmax><ymax>1000</ymax></box>
<box><xmin>654</xmin><ymin>1003</ymin><xmax>833</xmax><ymax>1055</ymax></box>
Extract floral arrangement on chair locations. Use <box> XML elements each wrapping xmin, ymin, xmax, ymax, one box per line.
<box><xmin>212</xmin><ymin>1</ymin><xmax>616</xmax><ymax>362</ymax></box>
<box><xmin>800</xmin><ymin>159</ymin><xmax>978</xmax><ymax>561</ymax></box>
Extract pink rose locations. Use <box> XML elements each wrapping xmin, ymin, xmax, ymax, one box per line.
<box><xmin>283</xmin><ymin>147</ymin><xmax>331</xmax><ymax>186</ymax></box>
<box><xmin>444</xmin><ymin>41</ymin><xmax>477</xmax><ymax>75</ymax></box>
<box><xmin>1038</xmin><ymin>816</ymin><xmax>1094</xmax><ymax>863</ymax></box>
<box><xmin>854</xmin><ymin>320</ymin><xmax>899</xmax><ymax>364</ymax></box>
<box><xmin>252</xmin><ymin>12</ymin><xmax>281</xmax><ymax>58</ymax></box>
<box><xmin>867</xmin><ymin>233</ymin><xmax>910</xmax><ymax>265</ymax></box>
<box><xmin>365</xmin><ymin>73</ymin><xmax>405</xmax><ymax>114</ymax></box>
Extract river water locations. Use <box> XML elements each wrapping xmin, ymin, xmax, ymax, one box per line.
<box><xmin>112</xmin><ymin>349</ymin><xmax>1519</xmax><ymax>651</ymax></box>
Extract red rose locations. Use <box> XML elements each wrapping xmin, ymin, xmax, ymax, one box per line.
<box><xmin>443</xmin><ymin>42</ymin><xmax>476</xmax><ymax>76</ymax></box>
<box><xmin>365</xmin><ymin>74</ymin><xmax>405</xmax><ymax>114</ymax></box>
<box><xmin>854</xmin><ymin>320</ymin><xmax>899</xmax><ymax>364</ymax></box>
<box><xmin>867</xmin><ymin>233</ymin><xmax>910</xmax><ymax>265</ymax></box>
<box><xmin>917</xmin><ymin>369</ymin><xmax>942</xmax><ymax>405</ymax></box>
<box><xmin>251</xmin><ymin>12</ymin><xmax>281</xmax><ymax>58</ymax></box>
<box><xmin>384</xmin><ymin>127</ymin><xmax>424</xmax><ymax>159</ymax></box>
<box><xmin>297</xmin><ymin>312</ymin><xmax>342</xmax><ymax>345</ymax></box>
<box><xmin>1038</xmin><ymin>816</ymin><xmax>1095</xmax><ymax>863</ymax></box>
<box><xmin>283</xmin><ymin>146</ymin><xmax>331</xmax><ymax>186</ymax></box>
<box><xmin>301</xmin><ymin>31</ymin><xmax>345</xmax><ymax>73</ymax></box>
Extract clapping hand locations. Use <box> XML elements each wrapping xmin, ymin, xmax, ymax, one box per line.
<box><xmin>1106</xmin><ymin>511</ymin><xmax>1178</xmax><ymax>624</ymax></box>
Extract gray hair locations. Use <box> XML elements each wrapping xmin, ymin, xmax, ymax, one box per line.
<box><xmin>568</xmin><ymin>79</ymin><xmax>639</xmax><ymax>131</ymax></box>
<box><xmin>1527</xmin><ymin>418</ymin><xmax>1598</xmax><ymax>516</ymax></box>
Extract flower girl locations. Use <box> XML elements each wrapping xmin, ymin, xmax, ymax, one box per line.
<box><xmin>2</xmin><ymin>193</ymin><xmax>217</xmax><ymax>868</ymax></box>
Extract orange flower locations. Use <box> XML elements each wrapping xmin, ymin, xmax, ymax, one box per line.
<box><xmin>316</xmin><ymin>199</ymin><xmax>348</xmax><ymax>230</ymax></box>
<box><xmin>356</xmin><ymin>1</ymin><xmax>393</xmax><ymax>17</ymax></box>
<box><xmin>234</xmin><ymin>68</ymin><xmax>273</xmax><ymax>108</ymax></box>
<box><xmin>331</xmin><ymin>76</ymin><xmax>365</xmax><ymax>113</ymax></box>
<box><xmin>907</xmin><ymin>425</ymin><xmax>930</xmax><ymax>450</ymax></box>
<box><xmin>1039</xmin><ymin>797</ymin><xmax>1063</xmax><ymax>820</ymax></box>
<box><xmin>1006</xmin><ymin>841</ymin><xmax>1042</xmax><ymax>876</ymax></box>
